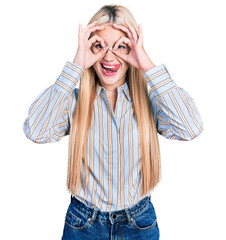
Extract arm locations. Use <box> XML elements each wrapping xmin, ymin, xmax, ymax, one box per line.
<box><xmin>23</xmin><ymin>61</ymin><xmax>84</xmax><ymax>143</ymax></box>
<box><xmin>109</xmin><ymin>20</ymin><xmax>203</xmax><ymax>140</ymax></box>
<box><xmin>144</xmin><ymin>64</ymin><xmax>204</xmax><ymax>141</ymax></box>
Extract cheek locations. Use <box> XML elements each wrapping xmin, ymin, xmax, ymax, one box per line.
<box><xmin>93</xmin><ymin>63</ymin><xmax>100</xmax><ymax>73</ymax></box>
<box><xmin>121</xmin><ymin>63</ymin><xmax>129</xmax><ymax>73</ymax></box>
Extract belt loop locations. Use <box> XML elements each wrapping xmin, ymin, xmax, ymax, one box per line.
<box><xmin>125</xmin><ymin>207</ymin><xmax>132</xmax><ymax>224</ymax></box>
<box><xmin>90</xmin><ymin>208</ymin><xmax>98</xmax><ymax>225</ymax></box>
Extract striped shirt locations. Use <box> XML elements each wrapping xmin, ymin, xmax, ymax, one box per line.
<box><xmin>23</xmin><ymin>61</ymin><xmax>204</xmax><ymax>212</ymax></box>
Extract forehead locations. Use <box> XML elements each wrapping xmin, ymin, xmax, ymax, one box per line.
<box><xmin>93</xmin><ymin>23</ymin><xmax>127</xmax><ymax>44</ymax></box>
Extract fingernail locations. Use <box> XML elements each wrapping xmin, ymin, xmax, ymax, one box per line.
<box><xmin>104</xmin><ymin>44</ymin><xmax>106</xmax><ymax>51</ymax></box>
<box><xmin>112</xmin><ymin>47</ymin><xmax>115</xmax><ymax>51</ymax></box>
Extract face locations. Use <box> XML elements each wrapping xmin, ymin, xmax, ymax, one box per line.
<box><xmin>91</xmin><ymin>23</ymin><xmax>130</xmax><ymax>92</ymax></box>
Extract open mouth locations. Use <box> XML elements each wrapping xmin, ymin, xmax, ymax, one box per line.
<box><xmin>100</xmin><ymin>63</ymin><xmax>120</xmax><ymax>74</ymax></box>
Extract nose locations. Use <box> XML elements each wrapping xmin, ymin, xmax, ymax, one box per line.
<box><xmin>103</xmin><ymin>47</ymin><xmax>116</xmax><ymax>61</ymax></box>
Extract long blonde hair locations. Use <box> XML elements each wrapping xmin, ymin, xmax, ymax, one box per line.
<box><xmin>67</xmin><ymin>4</ymin><xmax>161</xmax><ymax>197</ymax></box>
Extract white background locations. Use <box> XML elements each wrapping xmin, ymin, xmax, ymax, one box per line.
<box><xmin>1</xmin><ymin>0</ymin><xmax>225</xmax><ymax>239</ymax></box>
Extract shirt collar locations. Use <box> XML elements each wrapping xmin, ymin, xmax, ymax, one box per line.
<box><xmin>96</xmin><ymin>81</ymin><xmax>131</xmax><ymax>101</ymax></box>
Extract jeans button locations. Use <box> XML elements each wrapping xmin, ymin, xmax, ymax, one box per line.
<box><xmin>112</xmin><ymin>214</ymin><xmax>117</xmax><ymax>219</ymax></box>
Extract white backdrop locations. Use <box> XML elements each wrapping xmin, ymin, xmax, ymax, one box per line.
<box><xmin>1</xmin><ymin>0</ymin><xmax>225</xmax><ymax>239</ymax></box>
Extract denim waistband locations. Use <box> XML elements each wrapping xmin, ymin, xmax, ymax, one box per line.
<box><xmin>70</xmin><ymin>194</ymin><xmax>151</xmax><ymax>224</ymax></box>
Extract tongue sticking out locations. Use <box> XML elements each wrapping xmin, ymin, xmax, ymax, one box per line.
<box><xmin>106</xmin><ymin>69</ymin><xmax>115</xmax><ymax>73</ymax></box>
<box><xmin>101</xmin><ymin>63</ymin><xmax>120</xmax><ymax>73</ymax></box>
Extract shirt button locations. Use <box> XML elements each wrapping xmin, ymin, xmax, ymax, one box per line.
<box><xmin>112</xmin><ymin>214</ymin><xmax>117</xmax><ymax>219</ymax></box>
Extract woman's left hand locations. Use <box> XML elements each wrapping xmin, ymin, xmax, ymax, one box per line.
<box><xmin>112</xmin><ymin>18</ymin><xmax>156</xmax><ymax>73</ymax></box>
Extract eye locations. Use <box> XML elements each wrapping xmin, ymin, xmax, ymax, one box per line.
<box><xmin>94</xmin><ymin>43</ymin><xmax>102</xmax><ymax>48</ymax></box>
<box><xmin>118</xmin><ymin>45</ymin><xmax>126</xmax><ymax>49</ymax></box>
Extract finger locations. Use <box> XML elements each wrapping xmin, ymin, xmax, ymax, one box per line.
<box><xmin>80</xmin><ymin>21</ymin><xmax>98</xmax><ymax>37</ymax></box>
<box><xmin>112</xmin><ymin>50</ymin><xmax>128</xmax><ymax>62</ymax></box>
<box><xmin>78</xmin><ymin>24</ymin><xmax>83</xmax><ymax>43</ymax></box>
<box><xmin>124</xmin><ymin>17</ymin><xmax>138</xmax><ymax>42</ymax></box>
<box><xmin>95</xmin><ymin>45</ymin><xmax>110</xmax><ymax>60</ymax></box>
<box><xmin>113</xmin><ymin>36</ymin><xmax>131</xmax><ymax>50</ymax></box>
<box><xmin>84</xmin><ymin>21</ymin><xmax>98</xmax><ymax>31</ymax></box>
<box><xmin>88</xmin><ymin>35</ymin><xmax>105</xmax><ymax>49</ymax></box>
<box><xmin>137</xmin><ymin>24</ymin><xmax>143</xmax><ymax>46</ymax></box>
<box><xmin>85</xmin><ymin>25</ymin><xmax>105</xmax><ymax>40</ymax></box>
<box><xmin>112</xmin><ymin>23</ymin><xmax>132</xmax><ymax>39</ymax></box>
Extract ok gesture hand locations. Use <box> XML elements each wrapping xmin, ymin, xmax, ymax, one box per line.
<box><xmin>73</xmin><ymin>21</ymin><xmax>109</xmax><ymax>70</ymax></box>
<box><xmin>112</xmin><ymin>18</ymin><xmax>156</xmax><ymax>73</ymax></box>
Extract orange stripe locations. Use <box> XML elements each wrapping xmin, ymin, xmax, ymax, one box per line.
<box><xmin>119</xmin><ymin>96</ymin><xmax>127</xmax><ymax>209</ymax></box>
<box><xmin>65</xmin><ymin>62</ymin><xmax>83</xmax><ymax>76</ymax></box>
<box><xmin>90</xmin><ymin>110</ymin><xmax>96</xmax><ymax>206</ymax></box>
<box><xmin>29</xmin><ymin>87</ymin><xmax>52</xmax><ymax>119</ymax></box>
<box><xmin>61</xmin><ymin>71</ymin><xmax>78</xmax><ymax>85</ymax></box>
<box><xmin>159</xmin><ymin>95</ymin><xmax>184</xmax><ymax>139</ymax></box>
<box><xmin>98</xmin><ymin>94</ymin><xmax>104</xmax><ymax>209</ymax></box>
<box><xmin>145</xmin><ymin>68</ymin><xmax>167</xmax><ymax>81</ymax></box>
<box><xmin>55</xmin><ymin>80</ymin><xmax>72</xmax><ymax>94</ymax></box>
<box><xmin>154</xmin><ymin>86</ymin><xmax>177</xmax><ymax>99</ymax></box>
<box><xmin>106</xmin><ymin>106</ymin><xmax>113</xmax><ymax>211</ymax></box>
<box><xmin>177</xmin><ymin>88</ymin><xmax>202</xmax><ymax>132</ymax></box>
<box><xmin>37</xmin><ymin>92</ymin><xmax>65</xmax><ymax>143</ymax></box>
<box><xmin>128</xmin><ymin>107</ymin><xmax>133</xmax><ymax>205</ymax></box>
<box><xmin>169</xmin><ymin>91</ymin><xmax>195</xmax><ymax>139</ymax></box>
<box><xmin>148</xmin><ymin>77</ymin><xmax>172</xmax><ymax>93</ymax></box>
<box><xmin>30</xmin><ymin>89</ymin><xmax>57</xmax><ymax>136</ymax></box>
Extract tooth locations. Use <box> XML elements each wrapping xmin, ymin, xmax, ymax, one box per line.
<box><xmin>103</xmin><ymin>64</ymin><xmax>115</xmax><ymax>69</ymax></box>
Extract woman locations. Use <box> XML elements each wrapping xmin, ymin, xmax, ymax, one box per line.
<box><xmin>23</xmin><ymin>4</ymin><xmax>204</xmax><ymax>240</ymax></box>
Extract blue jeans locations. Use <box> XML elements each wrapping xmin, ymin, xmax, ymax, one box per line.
<box><xmin>62</xmin><ymin>195</ymin><xmax>160</xmax><ymax>239</ymax></box>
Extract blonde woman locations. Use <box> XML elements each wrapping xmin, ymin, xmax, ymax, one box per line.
<box><xmin>23</xmin><ymin>4</ymin><xmax>204</xmax><ymax>240</ymax></box>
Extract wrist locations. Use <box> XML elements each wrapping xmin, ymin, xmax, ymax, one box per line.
<box><xmin>73</xmin><ymin>56</ymin><xmax>85</xmax><ymax>70</ymax></box>
<box><xmin>140</xmin><ymin>61</ymin><xmax>156</xmax><ymax>73</ymax></box>
<box><xmin>73</xmin><ymin>61</ymin><xmax>84</xmax><ymax>70</ymax></box>
<box><xmin>139</xmin><ymin>51</ymin><xmax>156</xmax><ymax>73</ymax></box>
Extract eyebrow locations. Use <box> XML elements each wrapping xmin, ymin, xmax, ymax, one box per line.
<box><xmin>95</xmin><ymin>40</ymin><xmax>127</xmax><ymax>45</ymax></box>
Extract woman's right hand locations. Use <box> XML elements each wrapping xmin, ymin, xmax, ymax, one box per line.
<box><xmin>73</xmin><ymin>21</ymin><xmax>109</xmax><ymax>70</ymax></box>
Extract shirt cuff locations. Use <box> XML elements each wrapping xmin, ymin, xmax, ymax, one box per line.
<box><xmin>54</xmin><ymin>61</ymin><xmax>84</xmax><ymax>94</ymax></box>
<box><xmin>144</xmin><ymin>63</ymin><xmax>177</xmax><ymax>97</ymax></box>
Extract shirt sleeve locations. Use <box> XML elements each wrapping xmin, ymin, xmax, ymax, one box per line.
<box><xmin>23</xmin><ymin>61</ymin><xmax>84</xmax><ymax>143</ymax></box>
<box><xmin>144</xmin><ymin>64</ymin><xmax>204</xmax><ymax>141</ymax></box>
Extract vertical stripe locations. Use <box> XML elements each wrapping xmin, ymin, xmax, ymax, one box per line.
<box><xmin>158</xmin><ymin>95</ymin><xmax>185</xmax><ymax>139</ymax></box>
<box><xmin>128</xmin><ymin>106</ymin><xmax>133</xmax><ymax>205</ymax></box>
<box><xmin>91</xmin><ymin>109</ymin><xmax>97</xmax><ymax>206</ymax></box>
<box><xmin>119</xmin><ymin>95</ymin><xmax>128</xmax><ymax>209</ymax></box>
<box><xmin>177</xmin><ymin>88</ymin><xmax>202</xmax><ymax>132</ymax></box>
<box><xmin>116</xmin><ymin>121</ymin><xmax>120</xmax><ymax>210</ymax></box>
<box><xmin>28</xmin><ymin>87</ymin><xmax>52</xmax><ymax>119</ymax></box>
<box><xmin>29</xmin><ymin>89</ymin><xmax>58</xmax><ymax>139</ymax></box>
<box><xmin>67</xmin><ymin>94</ymin><xmax>73</xmax><ymax>127</ymax></box>
<box><xmin>106</xmin><ymin>106</ymin><xmax>113</xmax><ymax>211</ymax></box>
<box><xmin>98</xmin><ymin>93</ymin><xmax>104</xmax><ymax>209</ymax></box>
<box><xmin>168</xmin><ymin>91</ymin><xmax>196</xmax><ymax>139</ymax></box>
<box><xmin>37</xmin><ymin>92</ymin><xmax>66</xmax><ymax>143</ymax></box>
<box><xmin>136</xmin><ymin>133</ymin><xmax>142</xmax><ymax>203</ymax></box>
